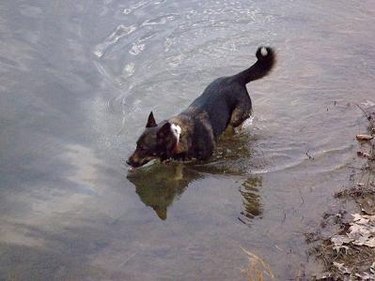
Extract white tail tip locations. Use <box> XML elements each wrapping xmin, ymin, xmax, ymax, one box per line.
<box><xmin>260</xmin><ymin>47</ymin><xmax>268</xmax><ymax>57</ymax></box>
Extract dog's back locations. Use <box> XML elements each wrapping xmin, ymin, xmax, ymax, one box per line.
<box><xmin>183</xmin><ymin>46</ymin><xmax>275</xmax><ymax>139</ymax></box>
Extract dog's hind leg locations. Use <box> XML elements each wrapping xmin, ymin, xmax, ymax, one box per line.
<box><xmin>230</xmin><ymin>108</ymin><xmax>250</xmax><ymax>128</ymax></box>
<box><xmin>229</xmin><ymin>95</ymin><xmax>252</xmax><ymax>129</ymax></box>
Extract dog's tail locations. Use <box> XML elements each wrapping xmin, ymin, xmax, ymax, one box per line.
<box><xmin>235</xmin><ymin>46</ymin><xmax>275</xmax><ymax>85</ymax></box>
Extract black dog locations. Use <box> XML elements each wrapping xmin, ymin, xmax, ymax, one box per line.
<box><xmin>127</xmin><ymin>46</ymin><xmax>275</xmax><ymax>168</ymax></box>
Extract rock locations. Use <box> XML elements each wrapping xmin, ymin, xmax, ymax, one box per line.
<box><xmin>356</xmin><ymin>134</ymin><xmax>374</xmax><ymax>141</ymax></box>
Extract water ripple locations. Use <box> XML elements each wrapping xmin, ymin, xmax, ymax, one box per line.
<box><xmin>252</xmin><ymin>143</ymin><xmax>355</xmax><ymax>175</ymax></box>
<box><xmin>142</xmin><ymin>14</ymin><xmax>177</xmax><ymax>26</ymax></box>
<box><xmin>129</xmin><ymin>41</ymin><xmax>145</xmax><ymax>56</ymax></box>
<box><xmin>122</xmin><ymin>0</ymin><xmax>150</xmax><ymax>15</ymax></box>
<box><xmin>94</xmin><ymin>24</ymin><xmax>137</xmax><ymax>58</ymax></box>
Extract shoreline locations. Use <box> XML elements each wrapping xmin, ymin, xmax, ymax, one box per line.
<box><xmin>308</xmin><ymin>105</ymin><xmax>375</xmax><ymax>280</ymax></box>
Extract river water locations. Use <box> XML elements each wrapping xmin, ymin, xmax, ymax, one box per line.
<box><xmin>0</xmin><ymin>0</ymin><xmax>374</xmax><ymax>280</ymax></box>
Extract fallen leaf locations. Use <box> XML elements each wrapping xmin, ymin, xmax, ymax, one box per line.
<box><xmin>333</xmin><ymin>261</ymin><xmax>351</xmax><ymax>274</ymax></box>
<box><xmin>364</xmin><ymin>237</ymin><xmax>375</xmax><ymax>248</ymax></box>
<box><xmin>331</xmin><ymin>235</ymin><xmax>352</xmax><ymax>246</ymax></box>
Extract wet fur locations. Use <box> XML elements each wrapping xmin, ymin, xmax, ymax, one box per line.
<box><xmin>127</xmin><ymin>46</ymin><xmax>276</xmax><ymax>168</ymax></box>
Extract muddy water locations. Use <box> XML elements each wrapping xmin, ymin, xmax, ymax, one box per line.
<box><xmin>0</xmin><ymin>0</ymin><xmax>374</xmax><ymax>280</ymax></box>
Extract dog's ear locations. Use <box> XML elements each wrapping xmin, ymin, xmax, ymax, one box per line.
<box><xmin>146</xmin><ymin>111</ymin><xmax>157</xmax><ymax>128</ymax></box>
<box><xmin>157</xmin><ymin>122</ymin><xmax>172</xmax><ymax>138</ymax></box>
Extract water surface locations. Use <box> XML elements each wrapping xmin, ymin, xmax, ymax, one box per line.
<box><xmin>0</xmin><ymin>0</ymin><xmax>374</xmax><ymax>280</ymax></box>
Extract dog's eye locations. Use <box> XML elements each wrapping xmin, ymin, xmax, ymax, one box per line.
<box><xmin>137</xmin><ymin>145</ymin><xmax>147</xmax><ymax>151</ymax></box>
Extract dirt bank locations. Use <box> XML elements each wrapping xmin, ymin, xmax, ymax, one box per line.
<box><xmin>308</xmin><ymin>105</ymin><xmax>375</xmax><ymax>280</ymax></box>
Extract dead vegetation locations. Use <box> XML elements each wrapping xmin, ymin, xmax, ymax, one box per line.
<box><xmin>307</xmin><ymin>104</ymin><xmax>375</xmax><ymax>280</ymax></box>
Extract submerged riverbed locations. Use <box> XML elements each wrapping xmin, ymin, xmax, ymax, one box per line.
<box><xmin>0</xmin><ymin>0</ymin><xmax>374</xmax><ymax>280</ymax></box>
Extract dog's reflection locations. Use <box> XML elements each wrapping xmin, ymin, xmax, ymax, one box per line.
<box><xmin>238</xmin><ymin>176</ymin><xmax>263</xmax><ymax>224</ymax></box>
<box><xmin>127</xmin><ymin>163</ymin><xmax>201</xmax><ymax>220</ymax></box>
<box><xmin>127</xmin><ymin>131</ymin><xmax>263</xmax><ymax>221</ymax></box>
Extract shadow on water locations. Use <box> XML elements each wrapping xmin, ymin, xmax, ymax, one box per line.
<box><xmin>127</xmin><ymin>130</ymin><xmax>263</xmax><ymax>222</ymax></box>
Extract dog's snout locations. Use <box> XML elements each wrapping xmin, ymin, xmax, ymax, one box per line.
<box><xmin>126</xmin><ymin>155</ymin><xmax>135</xmax><ymax>167</ymax></box>
<box><xmin>126</xmin><ymin>155</ymin><xmax>142</xmax><ymax>168</ymax></box>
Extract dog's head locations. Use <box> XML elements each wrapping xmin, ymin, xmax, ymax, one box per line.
<box><xmin>127</xmin><ymin>112</ymin><xmax>181</xmax><ymax>168</ymax></box>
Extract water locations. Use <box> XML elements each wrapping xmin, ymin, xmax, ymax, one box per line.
<box><xmin>0</xmin><ymin>0</ymin><xmax>374</xmax><ymax>280</ymax></box>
